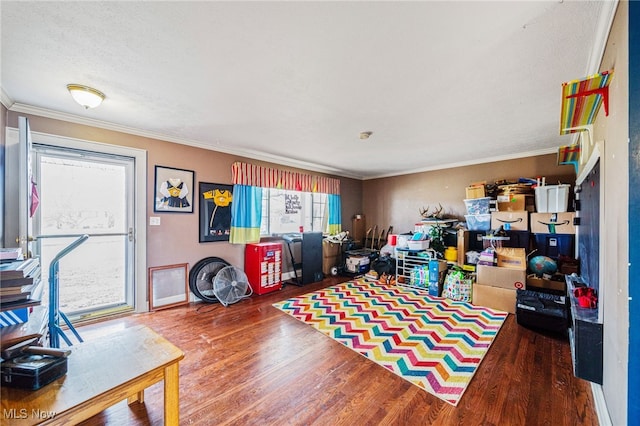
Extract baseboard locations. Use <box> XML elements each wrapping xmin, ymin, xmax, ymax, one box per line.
<box><xmin>591</xmin><ymin>382</ymin><xmax>612</xmax><ymax>426</ymax></box>
<box><xmin>282</xmin><ymin>271</ymin><xmax>296</xmax><ymax>281</ymax></box>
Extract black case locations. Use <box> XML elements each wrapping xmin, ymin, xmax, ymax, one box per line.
<box><xmin>516</xmin><ymin>289</ymin><xmax>569</xmax><ymax>334</ymax></box>
<box><xmin>1</xmin><ymin>354</ymin><xmax>67</xmax><ymax>390</ymax></box>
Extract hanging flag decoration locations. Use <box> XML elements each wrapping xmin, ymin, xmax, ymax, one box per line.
<box><xmin>560</xmin><ymin>70</ymin><xmax>613</xmax><ymax>135</ymax></box>
<box><xmin>29</xmin><ymin>177</ymin><xmax>40</xmax><ymax>218</ymax></box>
<box><xmin>557</xmin><ymin>144</ymin><xmax>581</xmax><ymax>173</ymax></box>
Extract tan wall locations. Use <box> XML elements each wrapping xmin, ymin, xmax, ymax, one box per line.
<box><xmin>4</xmin><ymin>112</ymin><xmax>363</xmax><ymax>274</ymax></box>
<box><xmin>1</xmin><ymin>103</ymin><xmax>6</xmax><ymax>245</ymax></box>
<box><xmin>594</xmin><ymin>2</ymin><xmax>629</xmax><ymax>424</ymax></box>
<box><xmin>362</xmin><ymin>154</ymin><xmax>575</xmax><ymax>234</ymax></box>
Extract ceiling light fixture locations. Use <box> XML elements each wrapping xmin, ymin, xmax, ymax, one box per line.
<box><xmin>66</xmin><ymin>84</ymin><xmax>105</xmax><ymax>109</ymax></box>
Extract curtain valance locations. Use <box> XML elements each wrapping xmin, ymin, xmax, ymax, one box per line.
<box><xmin>231</xmin><ymin>162</ymin><xmax>340</xmax><ymax>194</ymax></box>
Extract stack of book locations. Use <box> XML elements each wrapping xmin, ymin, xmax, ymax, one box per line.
<box><xmin>0</xmin><ymin>247</ymin><xmax>23</xmax><ymax>262</ymax></box>
<box><xmin>0</xmin><ymin>258</ymin><xmax>42</xmax><ymax>307</ymax></box>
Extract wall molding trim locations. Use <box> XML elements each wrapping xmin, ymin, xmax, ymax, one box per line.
<box><xmin>592</xmin><ymin>383</ymin><xmax>612</xmax><ymax>426</ymax></box>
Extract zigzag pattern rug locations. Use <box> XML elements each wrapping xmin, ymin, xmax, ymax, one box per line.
<box><xmin>273</xmin><ymin>279</ymin><xmax>508</xmax><ymax>406</ymax></box>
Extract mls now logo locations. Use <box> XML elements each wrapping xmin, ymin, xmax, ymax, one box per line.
<box><xmin>3</xmin><ymin>409</ymin><xmax>56</xmax><ymax>420</ymax></box>
<box><xmin>3</xmin><ymin>408</ymin><xmax>28</xmax><ymax>419</ymax></box>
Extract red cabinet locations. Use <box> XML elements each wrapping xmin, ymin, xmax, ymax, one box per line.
<box><xmin>244</xmin><ymin>242</ymin><xmax>282</xmax><ymax>295</ymax></box>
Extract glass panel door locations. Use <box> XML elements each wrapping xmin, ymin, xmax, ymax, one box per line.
<box><xmin>32</xmin><ymin>146</ymin><xmax>135</xmax><ymax>321</ymax></box>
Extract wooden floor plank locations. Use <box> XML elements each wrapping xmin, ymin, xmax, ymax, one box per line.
<box><xmin>74</xmin><ymin>276</ymin><xmax>597</xmax><ymax>426</ymax></box>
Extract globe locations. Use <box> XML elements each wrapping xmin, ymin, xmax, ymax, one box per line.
<box><xmin>529</xmin><ymin>255</ymin><xmax>558</xmax><ymax>276</ymax></box>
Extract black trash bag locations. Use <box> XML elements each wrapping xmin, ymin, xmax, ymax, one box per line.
<box><xmin>372</xmin><ymin>255</ymin><xmax>396</xmax><ymax>276</ymax></box>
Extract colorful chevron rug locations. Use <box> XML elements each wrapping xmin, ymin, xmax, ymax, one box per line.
<box><xmin>273</xmin><ymin>279</ymin><xmax>508</xmax><ymax>406</ymax></box>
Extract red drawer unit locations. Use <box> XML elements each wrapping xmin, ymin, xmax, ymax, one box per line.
<box><xmin>244</xmin><ymin>242</ymin><xmax>283</xmax><ymax>295</ymax></box>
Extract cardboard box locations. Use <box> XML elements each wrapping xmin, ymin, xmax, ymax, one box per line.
<box><xmin>526</xmin><ymin>274</ymin><xmax>566</xmax><ymax>292</ymax></box>
<box><xmin>530</xmin><ymin>212</ymin><xmax>576</xmax><ymax>234</ymax></box>
<box><xmin>472</xmin><ymin>284</ymin><xmax>516</xmax><ymax>313</ymax></box>
<box><xmin>476</xmin><ymin>264</ymin><xmax>526</xmax><ymax>290</ymax></box>
<box><xmin>0</xmin><ymin>308</ymin><xmax>29</xmax><ymax>328</ymax></box>
<box><xmin>495</xmin><ymin>247</ymin><xmax>527</xmax><ymax>270</ymax></box>
<box><xmin>322</xmin><ymin>240</ymin><xmax>341</xmax><ymax>257</ymax></box>
<box><xmin>323</xmin><ymin>255</ymin><xmax>340</xmax><ymax>275</ymax></box>
<box><xmin>457</xmin><ymin>229</ymin><xmax>469</xmax><ymax>265</ymax></box>
<box><xmin>497</xmin><ymin>194</ymin><xmax>534</xmax><ymax>212</ymax></box>
<box><xmin>465</xmin><ymin>185</ymin><xmax>486</xmax><ymax>199</ymax></box>
<box><xmin>345</xmin><ymin>255</ymin><xmax>369</xmax><ymax>273</ymax></box>
<box><xmin>491</xmin><ymin>211</ymin><xmax>529</xmax><ymax>231</ymax></box>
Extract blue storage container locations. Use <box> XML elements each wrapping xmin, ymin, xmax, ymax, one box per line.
<box><xmin>465</xmin><ymin>214</ymin><xmax>491</xmax><ymax>231</ymax></box>
<box><xmin>503</xmin><ymin>231</ymin><xmax>531</xmax><ymax>250</ymax></box>
<box><xmin>533</xmin><ymin>234</ymin><xmax>575</xmax><ymax>259</ymax></box>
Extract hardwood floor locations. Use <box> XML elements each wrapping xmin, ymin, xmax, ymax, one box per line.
<box><xmin>76</xmin><ymin>277</ymin><xmax>597</xmax><ymax>426</ymax></box>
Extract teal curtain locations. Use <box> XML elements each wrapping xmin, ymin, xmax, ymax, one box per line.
<box><xmin>230</xmin><ymin>184</ymin><xmax>263</xmax><ymax>244</ymax></box>
<box><xmin>327</xmin><ymin>194</ymin><xmax>342</xmax><ymax>234</ymax></box>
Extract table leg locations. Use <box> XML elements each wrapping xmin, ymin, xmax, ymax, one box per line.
<box><xmin>164</xmin><ymin>362</ymin><xmax>180</xmax><ymax>425</ymax></box>
<box><xmin>127</xmin><ymin>390</ymin><xmax>145</xmax><ymax>405</ymax></box>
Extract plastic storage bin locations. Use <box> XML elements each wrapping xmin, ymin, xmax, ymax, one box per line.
<box><xmin>533</xmin><ymin>234</ymin><xmax>575</xmax><ymax>259</ymax></box>
<box><xmin>464</xmin><ymin>197</ymin><xmax>491</xmax><ymax>215</ymax></box>
<box><xmin>465</xmin><ymin>214</ymin><xmax>491</xmax><ymax>231</ymax></box>
<box><xmin>535</xmin><ymin>184</ymin><xmax>570</xmax><ymax>213</ymax></box>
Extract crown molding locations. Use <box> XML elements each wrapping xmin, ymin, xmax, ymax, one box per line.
<box><xmin>7</xmin><ymin>102</ymin><xmax>361</xmax><ymax>179</ymax></box>
<box><xmin>364</xmin><ymin>147</ymin><xmax>559</xmax><ymax>180</ymax></box>
<box><xmin>586</xmin><ymin>0</ymin><xmax>618</xmax><ymax>75</ymax></box>
<box><xmin>7</xmin><ymin>102</ymin><xmax>562</xmax><ymax>182</ymax></box>
<box><xmin>1</xmin><ymin>87</ymin><xmax>15</xmax><ymax>109</ymax></box>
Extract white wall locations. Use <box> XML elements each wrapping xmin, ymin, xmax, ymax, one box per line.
<box><xmin>594</xmin><ymin>2</ymin><xmax>629</xmax><ymax>425</ymax></box>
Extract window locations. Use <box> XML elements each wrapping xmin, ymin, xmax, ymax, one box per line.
<box><xmin>260</xmin><ymin>189</ymin><xmax>327</xmax><ymax>235</ymax></box>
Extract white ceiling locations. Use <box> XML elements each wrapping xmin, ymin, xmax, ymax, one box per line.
<box><xmin>1</xmin><ymin>1</ymin><xmax>617</xmax><ymax>180</ymax></box>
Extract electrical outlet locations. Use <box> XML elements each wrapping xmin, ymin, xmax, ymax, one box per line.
<box><xmin>149</xmin><ymin>217</ymin><xmax>161</xmax><ymax>226</ymax></box>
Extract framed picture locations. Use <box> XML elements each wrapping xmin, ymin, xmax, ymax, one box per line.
<box><xmin>199</xmin><ymin>182</ymin><xmax>233</xmax><ymax>242</ymax></box>
<box><xmin>154</xmin><ymin>165</ymin><xmax>194</xmax><ymax>213</ymax></box>
<box><xmin>148</xmin><ymin>263</ymin><xmax>189</xmax><ymax>310</ymax></box>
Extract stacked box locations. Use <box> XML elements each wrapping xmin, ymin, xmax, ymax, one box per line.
<box><xmin>497</xmin><ymin>194</ymin><xmax>535</xmax><ymax>212</ymax></box>
<box><xmin>472</xmin><ymin>264</ymin><xmax>526</xmax><ymax>313</ymax></box>
<box><xmin>491</xmin><ymin>211</ymin><xmax>529</xmax><ymax>231</ymax></box>
<box><xmin>322</xmin><ymin>240</ymin><xmax>342</xmax><ymax>275</ymax></box>
<box><xmin>530</xmin><ymin>212</ymin><xmax>576</xmax><ymax>260</ymax></box>
<box><xmin>530</xmin><ymin>212</ymin><xmax>576</xmax><ymax>234</ymax></box>
<box><xmin>465</xmin><ymin>185</ymin><xmax>486</xmax><ymax>199</ymax></box>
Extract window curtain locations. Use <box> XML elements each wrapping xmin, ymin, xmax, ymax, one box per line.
<box><xmin>229</xmin><ymin>184</ymin><xmax>263</xmax><ymax>244</ymax></box>
<box><xmin>326</xmin><ymin>194</ymin><xmax>342</xmax><ymax>234</ymax></box>
<box><xmin>232</xmin><ymin>161</ymin><xmax>340</xmax><ymax>193</ymax></box>
<box><xmin>230</xmin><ymin>161</ymin><xmax>342</xmax><ymax>241</ymax></box>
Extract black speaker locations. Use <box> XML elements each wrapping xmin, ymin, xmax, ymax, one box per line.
<box><xmin>301</xmin><ymin>232</ymin><xmax>323</xmax><ymax>284</ymax></box>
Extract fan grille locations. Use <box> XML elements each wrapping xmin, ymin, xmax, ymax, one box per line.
<box><xmin>213</xmin><ymin>266</ymin><xmax>252</xmax><ymax>306</ymax></box>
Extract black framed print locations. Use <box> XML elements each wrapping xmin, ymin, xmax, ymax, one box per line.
<box><xmin>154</xmin><ymin>165</ymin><xmax>194</xmax><ymax>213</ymax></box>
<box><xmin>199</xmin><ymin>182</ymin><xmax>233</xmax><ymax>242</ymax></box>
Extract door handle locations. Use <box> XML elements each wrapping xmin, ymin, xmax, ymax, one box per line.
<box><xmin>15</xmin><ymin>235</ymin><xmax>35</xmax><ymax>244</ymax></box>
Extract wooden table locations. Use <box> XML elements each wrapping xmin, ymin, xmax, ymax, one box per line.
<box><xmin>1</xmin><ymin>325</ymin><xmax>184</xmax><ymax>425</ymax></box>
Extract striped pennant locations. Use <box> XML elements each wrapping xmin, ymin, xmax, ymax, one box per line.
<box><xmin>273</xmin><ymin>279</ymin><xmax>507</xmax><ymax>406</ymax></box>
<box><xmin>560</xmin><ymin>71</ymin><xmax>613</xmax><ymax>135</ymax></box>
